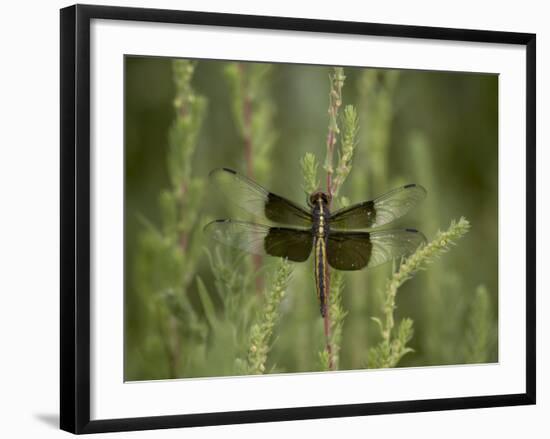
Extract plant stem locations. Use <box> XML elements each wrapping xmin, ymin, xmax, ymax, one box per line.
<box><xmin>236</xmin><ymin>63</ymin><xmax>263</xmax><ymax>293</ymax></box>
<box><xmin>325</xmin><ymin>68</ymin><xmax>345</xmax><ymax>200</ymax></box>
<box><xmin>151</xmin><ymin>59</ymin><xmax>206</xmax><ymax>377</ymax></box>
<box><xmin>238</xmin><ymin>63</ymin><xmax>254</xmax><ymax>180</ymax></box>
<box><xmin>368</xmin><ymin>217</ymin><xmax>471</xmax><ymax>369</ymax></box>
<box><xmin>323</xmin><ymin>310</ymin><xmax>333</xmax><ymax>369</ymax></box>
<box><xmin>322</xmin><ymin>67</ymin><xmax>346</xmax><ymax>370</ymax></box>
<box><xmin>382</xmin><ymin>217</ymin><xmax>471</xmax><ymax>341</ymax></box>
<box><xmin>247</xmin><ymin>259</ymin><xmax>292</xmax><ymax>373</ymax></box>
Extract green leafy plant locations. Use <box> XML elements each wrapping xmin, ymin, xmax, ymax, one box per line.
<box><xmin>463</xmin><ymin>285</ymin><xmax>497</xmax><ymax>363</ymax></box>
<box><xmin>224</xmin><ymin>62</ymin><xmax>277</xmax><ymax>179</ymax></box>
<box><xmin>134</xmin><ymin>60</ymin><xmax>207</xmax><ymax>378</ymax></box>
<box><xmin>368</xmin><ymin>218</ymin><xmax>471</xmax><ymax>368</ymax></box>
<box><xmin>128</xmin><ymin>59</ymin><xmax>496</xmax><ymax>380</ymax></box>
<box><xmin>247</xmin><ymin>259</ymin><xmax>293</xmax><ymax>374</ymax></box>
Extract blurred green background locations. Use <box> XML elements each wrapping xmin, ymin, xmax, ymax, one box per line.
<box><xmin>124</xmin><ymin>56</ymin><xmax>498</xmax><ymax>381</ymax></box>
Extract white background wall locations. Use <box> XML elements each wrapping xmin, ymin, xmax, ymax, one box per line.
<box><xmin>0</xmin><ymin>0</ymin><xmax>546</xmax><ymax>437</ymax></box>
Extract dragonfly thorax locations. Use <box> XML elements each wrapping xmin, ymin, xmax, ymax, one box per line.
<box><xmin>311</xmin><ymin>193</ymin><xmax>331</xmax><ymax>239</ymax></box>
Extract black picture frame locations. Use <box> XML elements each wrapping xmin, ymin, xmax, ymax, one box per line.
<box><xmin>60</xmin><ymin>4</ymin><xmax>536</xmax><ymax>434</ymax></box>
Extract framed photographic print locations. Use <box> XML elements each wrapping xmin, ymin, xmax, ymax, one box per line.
<box><xmin>60</xmin><ymin>4</ymin><xmax>536</xmax><ymax>434</ymax></box>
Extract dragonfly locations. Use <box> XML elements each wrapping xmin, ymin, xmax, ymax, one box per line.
<box><xmin>204</xmin><ymin>168</ymin><xmax>427</xmax><ymax>317</ymax></box>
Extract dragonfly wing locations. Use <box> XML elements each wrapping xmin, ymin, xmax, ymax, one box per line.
<box><xmin>209</xmin><ymin>168</ymin><xmax>313</xmax><ymax>227</ymax></box>
<box><xmin>204</xmin><ymin>219</ymin><xmax>314</xmax><ymax>262</ymax></box>
<box><xmin>327</xmin><ymin>229</ymin><xmax>426</xmax><ymax>271</ymax></box>
<box><xmin>330</xmin><ymin>184</ymin><xmax>427</xmax><ymax>229</ymax></box>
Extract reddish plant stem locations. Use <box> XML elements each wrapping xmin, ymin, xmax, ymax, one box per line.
<box><xmin>324</xmin><ymin>129</ymin><xmax>336</xmax><ymax>371</ymax></box>
<box><xmin>323</xmin><ymin>69</ymin><xmax>344</xmax><ymax>371</ymax></box>
<box><xmin>323</xmin><ymin>227</ymin><xmax>334</xmax><ymax>369</ymax></box>
<box><xmin>326</xmin><ymin>130</ymin><xmax>335</xmax><ymax>199</ymax></box>
<box><xmin>239</xmin><ymin>63</ymin><xmax>254</xmax><ymax>180</ymax></box>
<box><xmin>323</xmin><ymin>270</ymin><xmax>334</xmax><ymax>370</ymax></box>
<box><xmin>238</xmin><ymin>63</ymin><xmax>263</xmax><ymax>293</ymax></box>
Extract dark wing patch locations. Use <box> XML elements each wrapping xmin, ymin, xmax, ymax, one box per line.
<box><xmin>330</xmin><ymin>184</ymin><xmax>427</xmax><ymax>230</ymax></box>
<box><xmin>265</xmin><ymin>193</ymin><xmax>312</xmax><ymax>226</ymax></box>
<box><xmin>204</xmin><ymin>219</ymin><xmax>313</xmax><ymax>262</ymax></box>
<box><xmin>209</xmin><ymin>168</ymin><xmax>312</xmax><ymax>227</ymax></box>
<box><xmin>326</xmin><ymin>231</ymin><xmax>372</xmax><ymax>270</ymax></box>
<box><xmin>329</xmin><ymin>201</ymin><xmax>376</xmax><ymax>230</ymax></box>
<box><xmin>327</xmin><ymin>229</ymin><xmax>426</xmax><ymax>271</ymax></box>
<box><xmin>264</xmin><ymin>227</ymin><xmax>314</xmax><ymax>262</ymax></box>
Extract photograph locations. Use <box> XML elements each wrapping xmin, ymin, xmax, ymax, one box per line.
<box><xmin>124</xmin><ymin>56</ymin><xmax>499</xmax><ymax>381</ymax></box>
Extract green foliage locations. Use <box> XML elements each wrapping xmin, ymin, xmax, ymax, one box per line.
<box><xmin>341</xmin><ymin>70</ymin><xmax>401</xmax><ymax>369</ymax></box>
<box><xmin>248</xmin><ymin>259</ymin><xmax>293</xmax><ymax>374</ymax></box>
<box><xmin>169</xmin><ymin>61</ymin><xmax>207</xmax><ymax>188</ymax></box>
<box><xmin>191</xmin><ymin>248</ymin><xmax>259</xmax><ymax>376</ymax></box>
<box><xmin>368</xmin><ymin>318</ymin><xmax>414</xmax><ymax>369</ymax></box>
<box><xmin>134</xmin><ymin>59</ymin><xmax>207</xmax><ymax>378</ymax></box>
<box><xmin>324</xmin><ymin>67</ymin><xmax>346</xmax><ymax>183</ymax></box>
<box><xmin>224</xmin><ymin>62</ymin><xmax>277</xmax><ymax>178</ymax></box>
<box><xmin>356</xmin><ymin>69</ymin><xmax>400</xmax><ymax>191</ymax></box>
<box><xmin>368</xmin><ymin>218</ymin><xmax>471</xmax><ymax>368</ymax></box>
<box><xmin>133</xmin><ymin>61</ymin><xmax>292</xmax><ymax>379</ymax></box>
<box><xmin>319</xmin><ymin>271</ymin><xmax>347</xmax><ymax>370</ymax></box>
<box><xmin>332</xmin><ymin>105</ymin><xmax>359</xmax><ymax>200</ymax></box>
<box><xmin>464</xmin><ymin>285</ymin><xmax>497</xmax><ymax>363</ymax></box>
<box><xmin>300</xmin><ymin>152</ymin><xmax>320</xmax><ymax>195</ymax></box>
<box><xmin>126</xmin><ymin>57</ymin><xmax>499</xmax><ymax>380</ymax></box>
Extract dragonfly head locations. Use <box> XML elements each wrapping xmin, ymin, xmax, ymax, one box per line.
<box><xmin>308</xmin><ymin>191</ymin><xmax>331</xmax><ymax>208</ymax></box>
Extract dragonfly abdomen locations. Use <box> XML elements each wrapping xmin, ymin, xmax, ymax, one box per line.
<box><xmin>312</xmin><ymin>195</ymin><xmax>331</xmax><ymax>316</ymax></box>
<box><xmin>314</xmin><ymin>236</ymin><xmax>329</xmax><ymax>317</ymax></box>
